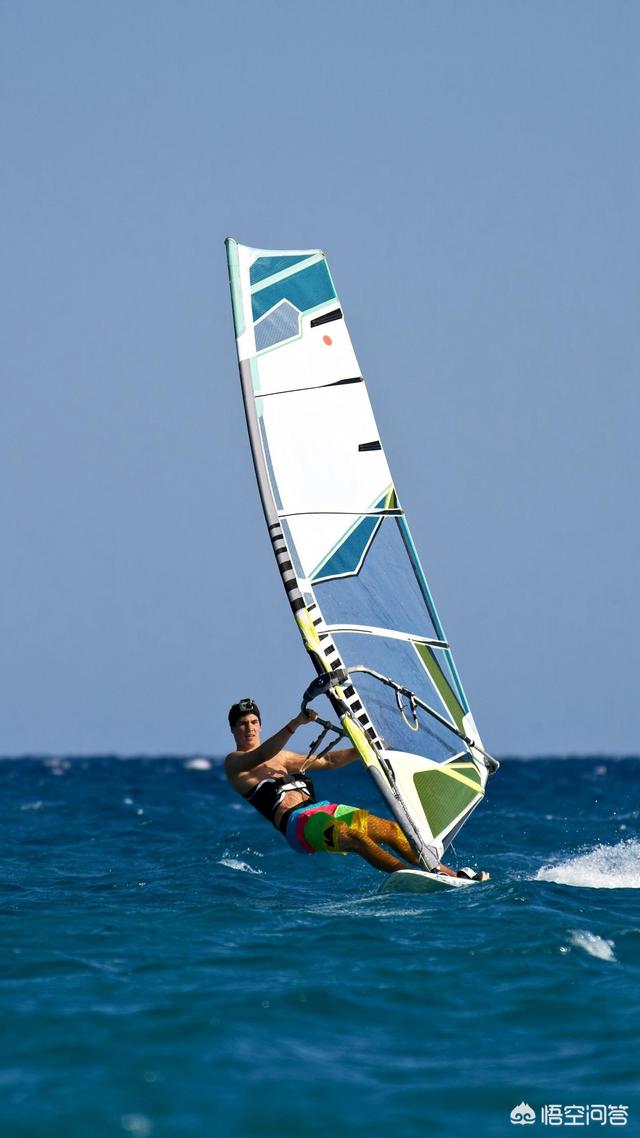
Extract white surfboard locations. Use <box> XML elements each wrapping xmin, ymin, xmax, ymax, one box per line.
<box><xmin>378</xmin><ymin>869</ymin><xmax>480</xmax><ymax>894</ymax></box>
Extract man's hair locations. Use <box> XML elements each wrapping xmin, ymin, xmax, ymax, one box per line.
<box><xmin>228</xmin><ymin>698</ymin><xmax>261</xmax><ymax>729</ymax></box>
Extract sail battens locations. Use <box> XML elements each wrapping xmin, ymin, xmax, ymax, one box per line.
<box><xmin>254</xmin><ymin>376</ymin><xmax>363</xmax><ymax>399</ymax></box>
<box><xmin>226</xmin><ymin>237</ymin><xmax>495</xmax><ymax>869</ymax></box>
<box><xmin>277</xmin><ymin>509</ymin><xmax>404</xmax><ymax>519</ymax></box>
<box><xmin>310</xmin><ymin>307</ymin><xmax>343</xmax><ymax>327</ymax></box>
<box><xmin>325</xmin><ymin>624</ymin><xmax>448</xmax><ymax>649</ymax></box>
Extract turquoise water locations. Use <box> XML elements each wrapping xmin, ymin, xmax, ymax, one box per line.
<box><xmin>2</xmin><ymin>756</ymin><xmax>639</xmax><ymax>1137</ymax></box>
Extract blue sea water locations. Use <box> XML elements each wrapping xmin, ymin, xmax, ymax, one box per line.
<box><xmin>2</xmin><ymin>755</ymin><xmax>639</xmax><ymax>1138</ymax></box>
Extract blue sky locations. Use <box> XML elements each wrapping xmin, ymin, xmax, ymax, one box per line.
<box><xmin>1</xmin><ymin>1</ymin><xmax>638</xmax><ymax>755</ymax></box>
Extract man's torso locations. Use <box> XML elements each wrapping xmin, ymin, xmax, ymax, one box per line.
<box><xmin>225</xmin><ymin>751</ymin><xmax>315</xmax><ymax>830</ymax></box>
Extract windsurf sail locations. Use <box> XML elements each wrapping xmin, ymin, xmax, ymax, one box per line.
<box><xmin>225</xmin><ymin>239</ymin><xmax>498</xmax><ymax>869</ymax></box>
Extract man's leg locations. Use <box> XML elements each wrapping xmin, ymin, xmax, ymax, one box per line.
<box><xmin>341</xmin><ymin>813</ymin><xmax>464</xmax><ymax>876</ymax></box>
<box><xmin>364</xmin><ymin>816</ymin><xmax>490</xmax><ymax>879</ymax></box>
<box><xmin>331</xmin><ymin>812</ymin><xmax>425</xmax><ymax>873</ymax></box>
<box><xmin>366</xmin><ymin>815</ymin><xmax>419</xmax><ymax>865</ymax></box>
<box><xmin>331</xmin><ymin>821</ymin><xmax>409</xmax><ymax>873</ymax></box>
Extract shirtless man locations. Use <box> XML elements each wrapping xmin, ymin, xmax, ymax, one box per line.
<box><xmin>225</xmin><ymin>698</ymin><xmax>489</xmax><ymax>878</ymax></box>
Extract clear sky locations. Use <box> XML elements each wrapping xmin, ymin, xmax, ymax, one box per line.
<box><xmin>1</xmin><ymin>1</ymin><xmax>638</xmax><ymax>756</ymax></box>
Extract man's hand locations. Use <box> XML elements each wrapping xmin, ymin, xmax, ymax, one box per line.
<box><xmin>290</xmin><ymin>709</ymin><xmax>318</xmax><ymax>730</ymax></box>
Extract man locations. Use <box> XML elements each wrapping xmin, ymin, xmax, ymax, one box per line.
<box><xmin>225</xmin><ymin>698</ymin><xmax>489</xmax><ymax>879</ymax></box>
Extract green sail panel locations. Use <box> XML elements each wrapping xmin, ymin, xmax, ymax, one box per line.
<box><xmin>413</xmin><ymin>767</ymin><xmax>482</xmax><ymax>839</ymax></box>
<box><xmin>413</xmin><ymin>641</ymin><xmax>466</xmax><ymax>734</ymax></box>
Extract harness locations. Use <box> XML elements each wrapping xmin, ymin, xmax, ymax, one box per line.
<box><xmin>243</xmin><ymin>775</ymin><xmax>316</xmax><ymax>833</ymax></box>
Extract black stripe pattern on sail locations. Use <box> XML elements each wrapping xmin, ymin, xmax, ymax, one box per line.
<box><xmin>269</xmin><ymin>523</ymin><xmax>304</xmax><ymax>613</ymax></box>
<box><xmin>306</xmin><ymin>600</ymin><xmax>381</xmax><ymax>747</ymax></box>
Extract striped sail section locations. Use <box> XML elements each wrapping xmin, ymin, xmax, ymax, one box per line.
<box><xmin>225</xmin><ymin>239</ymin><xmax>493</xmax><ymax>869</ymax></box>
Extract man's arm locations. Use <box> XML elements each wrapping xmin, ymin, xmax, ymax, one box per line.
<box><xmin>225</xmin><ymin>711</ymin><xmax>318</xmax><ymax>778</ymax></box>
<box><xmin>304</xmin><ymin>747</ymin><xmax>359</xmax><ymax>772</ymax></box>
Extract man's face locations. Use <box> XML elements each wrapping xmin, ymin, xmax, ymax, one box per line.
<box><xmin>233</xmin><ymin>713</ymin><xmax>261</xmax><ymax>750</ymax></box>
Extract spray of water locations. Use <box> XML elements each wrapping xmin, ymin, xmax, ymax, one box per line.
<box><xmin>568</xmin><ymin>930</ymin><xmax>617</xmax><ymax>962</ymax></box>
<box><xmin>536</xmin><ymin>838</ymin><xmax>640</xmax><ymax>889</ymax></box>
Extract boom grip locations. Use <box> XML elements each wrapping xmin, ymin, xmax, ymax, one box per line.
<box><xmin>302</xmin><ymin>668</ymin><xmax>349</xmax><ymax>708</ymax></box>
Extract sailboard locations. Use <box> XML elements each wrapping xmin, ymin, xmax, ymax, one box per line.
<box><xmin>225</xmin><ymin>239</ymin><xmax>498</xmax><ymax>873</ymax></box>
<box><xmin>378</xmin><ymin>869</ymin><xmax>476</xmax><ymax>895</ymax></box>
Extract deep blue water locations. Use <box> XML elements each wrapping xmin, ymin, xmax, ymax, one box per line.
<box><xmin>2</xmin><ymin>756</ymin><xmax>639</xmax><ymax>1138</ymax></box>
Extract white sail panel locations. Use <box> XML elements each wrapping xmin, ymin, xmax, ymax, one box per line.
<box><xmin>255</xmin><ymin>312</ymin><xmax>361</xmax><ymax>395</ymax></box>
<box><xmin>259</xmin><ymin>384</ymin><xmax>391</xmax><ymax>517</ymax></box>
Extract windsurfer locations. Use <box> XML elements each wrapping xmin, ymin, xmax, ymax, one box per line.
<box><xmin>225</xmin><ymin>700</ymin><xmax>489</xmax><ymax>879</ymax></box>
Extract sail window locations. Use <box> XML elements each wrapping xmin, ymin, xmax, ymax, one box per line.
<box><xmin>254</xmin><ymin>300</ymin><xmax>301</xmax><ymax>352</ymax></box>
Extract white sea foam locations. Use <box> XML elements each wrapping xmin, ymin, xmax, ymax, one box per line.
<box><xmin>218</xmin><ymin>858</ymin><xmax>263</xmax><ymax>875</ymax></box>
<box><xmin>184</xmin><ymin>758</ymin><xmax>211</xmax><ymax>771</ymax></box>
<box><xmin>568</xmin><ymin>930</ymin><xmax>617</xmax><ymax>962</ymax></box>
<box><xmin>44</xmin><ymin>758</ymin><xmax>71</xmax><ymax>776</ymax></box>
<box><xmin>121</xmin><ymin>1114</ymin><xmax>153</xmax><ymax>1137</ymax></box>
<box><xmin>536</xmin><ymin>838</ymin><xmax>640</xmax><ymax>889</ymax></box>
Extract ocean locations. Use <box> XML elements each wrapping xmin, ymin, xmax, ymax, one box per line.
<box><xmin>2</xmin><ymin>755</ymin><xmax>639</xmax><ymax>1138</ymax></box>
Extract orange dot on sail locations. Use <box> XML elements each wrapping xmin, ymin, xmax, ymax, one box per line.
<box><xmin>323</xmin><ymin>335</ymin><xmax>333</xmax><ymax>346</ymax></box>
